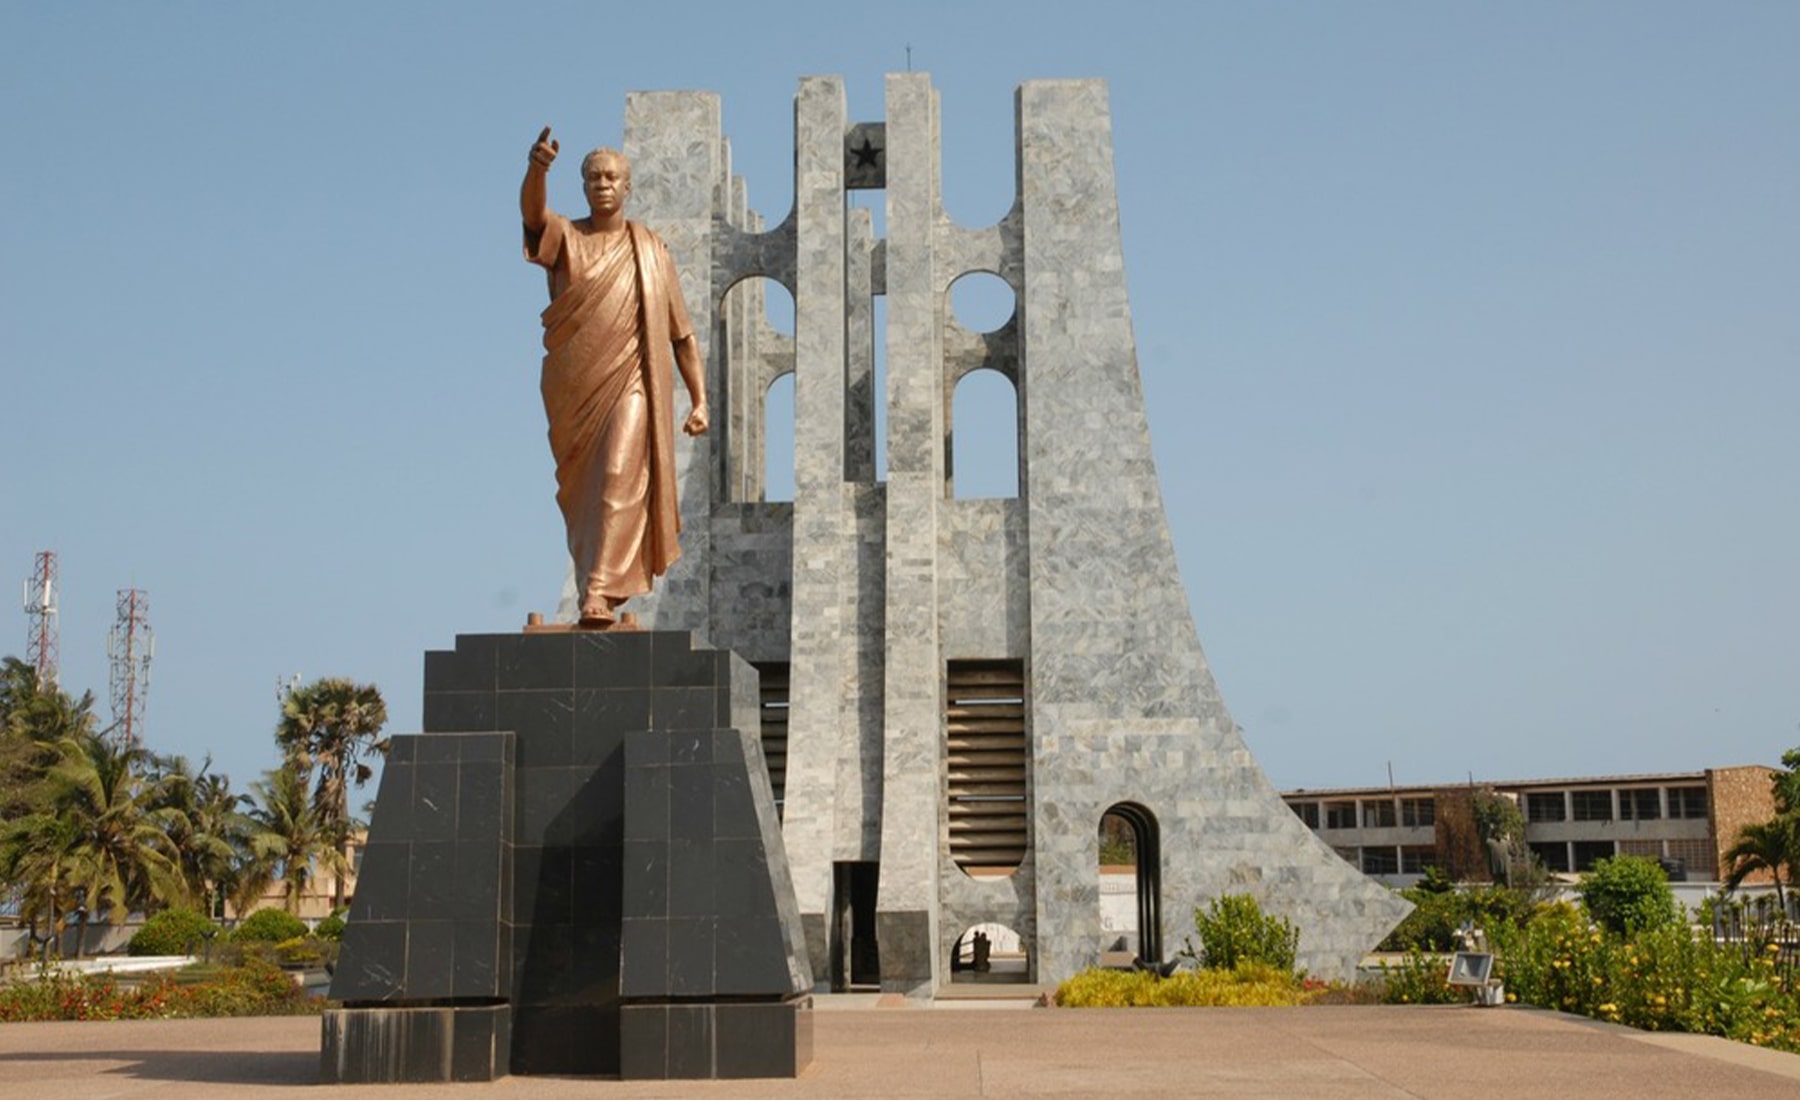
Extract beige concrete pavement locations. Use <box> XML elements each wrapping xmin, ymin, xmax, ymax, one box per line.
<box><xmin>1</xmin><ymin>1004</ymin><xmax>1798</xmax><ymax>1098</ymax></box>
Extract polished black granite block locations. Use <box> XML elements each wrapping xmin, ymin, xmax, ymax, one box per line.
<box><xmin>325</xmin><ymin>631</ymin><xmax>810</xmax><ymax>1083</ymax></box>
<box><xmin>321</xmin><ymin>1003</ymin><xmax>511</xmax><ymax>1084</ymax></box>
<box><xmin>330</xmin><ymin>731</ymin><xmax>512</xmax><ymax>1005</ymax></box>
<box><xmin>618</xmin><ymin>997</ymin><xmax>813</xmax><ymax>1081</ymax></box>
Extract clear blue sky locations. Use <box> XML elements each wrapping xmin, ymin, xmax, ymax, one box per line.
<box><xmin>3</xmin><ymin>3</ymin><xmax>1796</xmax><ymax>798</ymax></box>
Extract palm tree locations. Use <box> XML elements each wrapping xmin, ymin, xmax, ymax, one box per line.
<box><xmin>46</xmin><ymin>734</ymin><xmax>183</xmax><ymax>923</ymax></box>
<box><xmin>149</xmin><ymin>754</ymin><xmax>252</xmax><ymax>919</ymax></box>
<box><xmin>276</xmin><ymin>678</ymin><xmax>387</xmax><ymax>909</ymax></box>
<box><xmin>0</xmin><ymin>808</ymin><xmax>79</xmax><ymax>960</ymax></box>
<box><xmin>0</xmin><ymin>656</ymin><xmax>99</xmax><ymax>820</ymax></box>
<box><xmin>1721</xmin><ymin>817</ymin><xmax>1800</xmax><ymax>912</ymax></box>
<box><xmin>243</xmin><ymin>764</ymin><xmax>345</xmax><ymax>916</ymax></box>
<box><xmin>0</xmin><ymin>734</ymin><xmax>182</xmax><ymax>955</ymax></box>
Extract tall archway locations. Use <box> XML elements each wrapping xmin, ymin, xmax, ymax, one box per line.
<box><xmin>1099</xmin><ymin>802</ymin><xmax>1163</xmax><ymax>964</ymax></box>
<box><xmin>950</xmin><ymin>369</ymin><xmax>1019</xmax><ymax>500</ymax></box>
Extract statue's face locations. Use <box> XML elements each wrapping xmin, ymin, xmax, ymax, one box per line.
<box><xmin>583</xmin><ymin>153</ymin><xmax>631</xmax><ymax>218</ymax></box>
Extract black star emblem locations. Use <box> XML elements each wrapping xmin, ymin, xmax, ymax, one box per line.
<box><xmin>850</xmin><ymin>135</ymin><xmax>883</xmax><ymax>169</ymax></box>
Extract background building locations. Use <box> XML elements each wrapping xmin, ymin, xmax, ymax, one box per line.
<box><xmin>1282</xmin><ymin>765</ymin><xmax>1778</xmax><ymax>887</ymax></box>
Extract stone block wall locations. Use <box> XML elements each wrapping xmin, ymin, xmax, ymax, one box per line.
<box><xmin>615</xmin><ymin>74</ymin><xmax>1407</xmax><ymax>992</ymax></box>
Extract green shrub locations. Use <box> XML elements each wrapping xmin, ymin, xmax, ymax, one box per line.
<box><xmin>128</xmin><ymin>909</ymin><xmax>220</xmax><ymax>956</ymax></box>
<box><xmin>231</xmin><ymin>908</ymin><xmax>308</xmax><ymax>944</ymax></box>
<box><xmin>1057</xmin><ymin>962</ymin><xmax>1314</xmax><ymax>1007</ymax></box>
<box><xmin>1187</xmin><ymin>894</ymin><xmax>1299</xmax><ymax>973</ymax></box>
<box><xmin>314</xmin><ymin>908</ymin><xmax>347</xmax><ymax>941</ymax></box>
<box><xmin>1376</xmin><ymin>949</ymin><xmax>1461</xmax><ymax>1004</ymax></box>
<box><xmin>1579</xmin><ymin>855</ymin><xmax>1677</xmax><ymax>935</ymax></box>
<box><xmin>273</xmin><ymin>936</ymin><xmax>334</xmax><ymax>968</ymax></box>
<box><xmin>1379</xmin><ymin>883</ymin><xmax>1537</xmax><ymax>952</ymax></box>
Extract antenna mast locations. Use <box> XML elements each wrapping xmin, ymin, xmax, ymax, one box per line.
<box><xmin>21</xmin><ymin>551</ymin><xmax>59</xmax><ymax>690</ymax></box>
<box><xmin>107</xmin><ymin>588</ymin><xmax>154</xmax><ymax>746</ymax></box>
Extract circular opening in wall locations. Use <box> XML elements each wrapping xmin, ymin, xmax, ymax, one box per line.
<box><xmin>948</xmin><ymin>271</ymin><xmax>1015</xmax><ymax>334</ymax></box>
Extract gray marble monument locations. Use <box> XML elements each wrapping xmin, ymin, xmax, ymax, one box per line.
<box><xmin>611</xmin><ymin>73</ymin><xmax>1407</xmax><ymax>992</ymax></box>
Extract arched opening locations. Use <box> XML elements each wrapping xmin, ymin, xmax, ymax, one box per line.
<box><xmin>763</xmin><ymin>372</ymin><xmax>795</xmax><ymax>502</ymax></box>
<box><xmin>717</xmin><ymin>275</ymin><xmax>794</xmax><ymax>502</ymax></box>
<box><xmin>950</xmin><ymin>369</ymin><xmax>1019</xmax><ymax>499</ymax></box>
<box><xmin>1099</xmin><ymin>803</ymin><xmax>1163</xmax><ymax>965</ymax></box>
<box><xmin>950</xmin><ymin>921</ymin><xmax>1029</xmax><ymax>984</ymax></box>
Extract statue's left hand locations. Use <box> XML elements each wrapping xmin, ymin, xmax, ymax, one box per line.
<box><xmin>683</xmin><ymin>403</ymin><xmax>710</xmax><ymax>437</ymax></box>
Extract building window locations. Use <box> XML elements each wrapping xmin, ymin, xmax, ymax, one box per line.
<box><xmin>1570</xmin><ymin>790</ymin><xmax>1613</xmax><ymax>822</ymax></box>
<box><xmin>1572</xmin><ymin>840</ymin><xmax>1615</xmax><ymax>871</ymax></box>
<box><xmin>1332</xmin><ymin>847</ymin><xmax>1358</xmax><ymax>865</ymax></box>
<box><xmin>1665</xmin><ymin>838</ymin><xmax>1716</xmax><ymax>878</ymax></box>
<box><xmin>1324</xmin><ymin>801</ymin><xmax>1356</xmax><ymax>830</ymax></box>
<box><xmin>1530</xmin><ymin>842</ymin><xmax>1571</xmax><ymax>873</ymax></box>
<box><xmin>1290</xmin><ymin>801</ymin><xmax>1320</xmax><ymax>829</ymax></box>
<box><xmin>1526</xmin><ymin>792</ymin><xmax>1567</xmax><ymax>823</ymax></box>
<box><xmin>1361</xmin><ymin>848</ymin><xmax>1399</xmax><ymax>875</ymax></box>
<box><xmin>1619</xmin><ymin>789</ymin><xmax>1660</xmax><ymax>821</ymax></box>
<box><xmin>1667</xmin><ymin>786</ymin><xmax>1708</xmax><ymax>819</ymax></box>
<box><xmin>1401</xmin><ymin>798</ymin><xmax>1435</xmax><ymax>827</ymax></box>
<box><xmin>1400</xmin><ymin>846</ymin><xmax>1435</xmax><ymax>875</ymax></box>
<box><xmin>1362</xmin><ymin>800</ymin><xmax>1397</xmax><ymax>829</ymax></box>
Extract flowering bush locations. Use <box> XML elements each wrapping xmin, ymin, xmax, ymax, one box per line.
<box><xmin>1376</xmin><ymin>949</ymin><xmax>1462</xmax><ymax>1005</ymax></box>
<box><xmin>1057</xmin><ymin>962</ymin><xmax>1322</xmax><ymax>1007</ymax></box>
<box><xmin>1491</xmin><ymin>901</ymin><xmax>1800</xmax><ymax>1052</ymax></box>
<box><xmin>0</xmin><ymin>959</ymin><xmax>323</xmax><ymax>1022</ymax></box>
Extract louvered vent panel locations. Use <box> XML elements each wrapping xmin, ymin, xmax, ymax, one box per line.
<box><xmin>947</xmin><ymin>659</ymin><xmax>1028</xmax><ymax>874</ymax></box>
<box><xmin>753</xmin><ymin>661</ymin><xmax>789</xmax><ymax>819</ymax></box>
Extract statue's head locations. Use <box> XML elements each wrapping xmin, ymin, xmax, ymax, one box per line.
<box><xmin>581</xmin><ymin>147</ymin><xmax>632</xmax><ymax>218</ymax></box>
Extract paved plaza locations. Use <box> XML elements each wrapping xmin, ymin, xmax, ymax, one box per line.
<box><xmin>2</xmin><ymin>1002</ymin><xmax>1799</xmax><ymax>1098</ymax></box>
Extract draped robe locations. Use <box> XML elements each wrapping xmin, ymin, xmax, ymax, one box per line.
<box><xmin>526</xmin><ymin>212</ymin><xmax>694</xmax><ymax>614</ymax></box>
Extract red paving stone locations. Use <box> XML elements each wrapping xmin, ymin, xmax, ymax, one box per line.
<box><xmin>0</xmin><ymin>1004</ymin><xmax>1797</xmax><ymax>1098</ymax></box>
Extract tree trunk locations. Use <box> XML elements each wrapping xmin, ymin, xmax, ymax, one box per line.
<box><xmin>334</xmin><ymin>836</ymin><xmax>349</xmax><ymax>911</ymax></box>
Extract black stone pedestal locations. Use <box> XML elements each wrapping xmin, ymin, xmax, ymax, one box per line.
<box><xmin>620</xmin><ymin>997</ymin><xmax>813</xmax><ymax>1079</ymax></box>
<box><xmin>320</xmin><ymin>630</ymin><xmax>812</xmax><ymax>1083</ymax></box>
<box><xmin>615</xmin><ymin>727</ymin><xmax>813</xmax><ymax>1079</ymax></box>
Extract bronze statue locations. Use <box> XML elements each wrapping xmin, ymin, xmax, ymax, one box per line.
<box><xmin>522</xmin><ymin>127</ymin><xmax>709</xmax><ymax>629</ymax></box>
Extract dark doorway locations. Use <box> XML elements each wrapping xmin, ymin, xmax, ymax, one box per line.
<box><xmin>1100</xmin><ymin>803</ymin><xmax>1163</xmax><ymax>964</ymax></box>
<box><xmin>832</xmin><ymin>861</ymin><xmax>881</xmax><ymax>990</ymax></box>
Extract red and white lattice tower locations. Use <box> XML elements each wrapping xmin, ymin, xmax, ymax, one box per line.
<box><xmin>107</xmin><ymin>588</ymin><xmax>154</xmax><ymax>747</ymax></box>
<box><xmin>21</xmin><ymin>551</ymin><xmax>59</xmax><ymax>689</ymax></box>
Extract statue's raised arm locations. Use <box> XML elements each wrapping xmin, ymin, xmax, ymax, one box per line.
<box><xmin>520</xmin><ymin>126</ymin><xmax>558</xmax><ymax>234</ymax></box>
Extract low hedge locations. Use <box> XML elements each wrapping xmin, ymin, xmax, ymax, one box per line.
<box><xmin>127</xmin><ymin>909</ymin><xmax>220</xmax><ymax>956</ymax></box>
<box><xmin>1057</xmin><ymin>962</ymin><xmax>1320</xmax><ymax>1007</ymax></box>
<box><xmin>0</xmin><ymin>959</ymin><xmax>323</xmax><ymax>1022</ymax></box>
